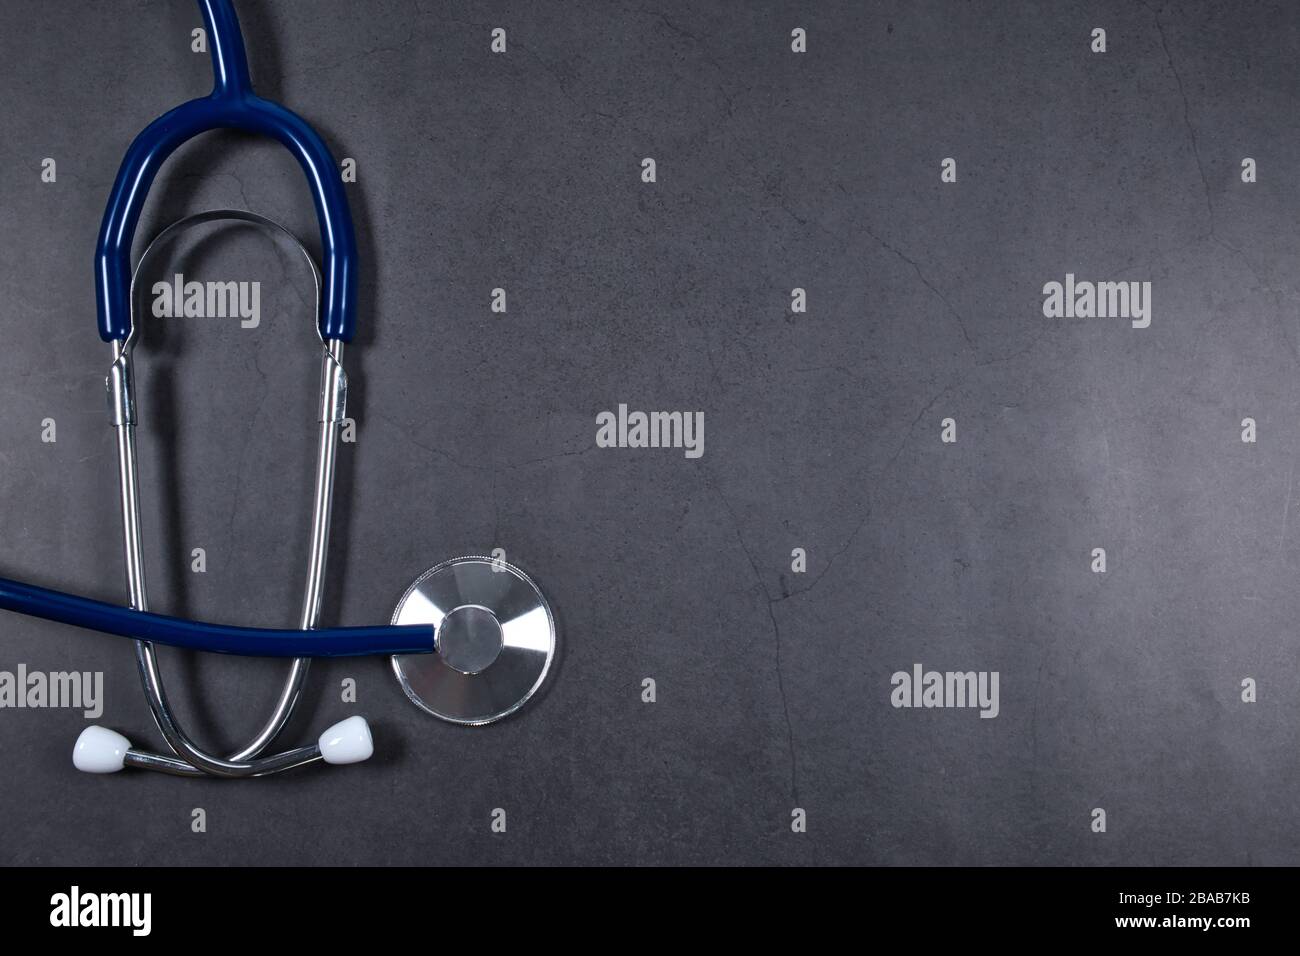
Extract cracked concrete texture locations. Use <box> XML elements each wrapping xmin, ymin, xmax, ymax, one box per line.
<box><xmin>1</xmin><ymin>0</ymin><xmax>1300</xmax><ymax>865</ymax></box>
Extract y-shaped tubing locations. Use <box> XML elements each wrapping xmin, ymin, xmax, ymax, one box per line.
<box><xmin>94</xmin><ymin>0</ymin><xmax>357</xmax><ymax>343</ymax></box>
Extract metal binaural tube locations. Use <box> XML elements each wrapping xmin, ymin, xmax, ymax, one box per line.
<box><xmin>124</xmin><ymin>744</ymin><xmax>321</xmax><ymax>777</ymax></box>
<box><xmin>107</xmin><ymin>306</ymin><xmax>353</xmax><ymax>780</ymax></box>
<box><xmin>113</xmin><ymin>332</ymin><xmax>350</xmax><ymax>776</ymax></box>
<box><xmin>301</xmin><ymin>340</ymin><xmax>345</xmax><ymax>631</ymax></box>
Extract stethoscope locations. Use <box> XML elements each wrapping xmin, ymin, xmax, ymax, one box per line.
<box><xmin>0</xmin><ymin>0</ymin><xmax>557</xmax><ymax>778</ymax></box>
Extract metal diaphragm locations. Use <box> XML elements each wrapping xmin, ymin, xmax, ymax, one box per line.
<box><xmin>390</xmin><ymin>556</ymin><xmax>556</xmax><ymax>725</ymax></box>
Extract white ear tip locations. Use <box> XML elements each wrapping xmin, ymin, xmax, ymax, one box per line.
<box><xmin>318</xmin><ymin>716</ymin><xmax>373</xmax><ymax>765</ymax></box>
<box><xmin>73</xmin><ymin>726</ymin><xmax>132</xmax><ymax>773</ymax></box>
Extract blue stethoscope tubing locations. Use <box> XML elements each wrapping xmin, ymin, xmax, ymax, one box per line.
<box><xmin>0</xmin><ymin>0</ymin><xmax>415</xmax><ymax>660</ymax></box>
<box><xmin>95</xmin><ymin>0</ymin><xmax>357</xmax><ymax>345</ymax></box>
<box><xmin>0</xmin><ymin>577</ymin><xmax>433</xmax><ymax>657</ymax></box>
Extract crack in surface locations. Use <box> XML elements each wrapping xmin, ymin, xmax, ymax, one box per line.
<box><xmin>373</xmin><ymin>412</ymin><xmax>596</xmax><ymax>471</ymax></box>
<box><xmin>862</xmin><ymin>224</ymin><xmax>974</xmax><ymax>347</ymax></box>
<box><xmin>703</xmin><ymin>465</ymin><xmax>801</xmax><ymax>802</ymax></box>
<box><xmin>1147</xmin><ymin>2</ymin><xmax>1300</xmax><ymax>365</ymax></box>
<box><xmin>1150</xmin><ymin>4</ymin><xmax>1214</xmax><ymax>227</ymax></box>
<box><xmin>702</xmin><ymin>381</ymin><xmax>948</xmax><ymax>803</ymax></box>
<box><xmin>774</xmin><ymin>189</ymin><xmax>976</xmax><ymax>350</ymax></box>
<box><xmin>639</xmin><ymin>6</ymin><xmax>738</xmax><ymax>119</ymax></box>
<box><xmin>281</xmin><ymin>32</ymin><xmax>422</xmax><ymax>81</ymax></box>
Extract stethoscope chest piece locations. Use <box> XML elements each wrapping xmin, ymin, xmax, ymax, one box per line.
<box><xmin>390</xmin><ymin>556</ymin><xmax>557</xmax><ymax>725</ymax></box>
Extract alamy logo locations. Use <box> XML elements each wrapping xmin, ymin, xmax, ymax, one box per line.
<box><xmin>0</xmin><ymin>665</ymin><xmax>102</xmax><ymax>717</ymax></box>
<box><xmin>595</xmin><ymin>404</ymin><xmax>704</xmax><ymax>459</ymax></box>
<box><xmin>1042</xmin><ymin>273</ymin><xmax>1151</xmax><ymax>329</ymax></box>
<box><xmin>50</xmin><ymin>886</ymin><xmax>151</xmax><ymax>936</ymax></box>
<box><xmin>890</xmin><ymin>663</ymin><xmax>999</xmax><ymax>718</ymax></box>
<box><xmin>152</xmin><ymin>273</ymin><xmax>260</xmax><ymax>328</ymax></box>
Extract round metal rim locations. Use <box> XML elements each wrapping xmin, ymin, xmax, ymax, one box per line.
<box><xmin>389</xmin><ymin>556</ymin><xmax>556</xmax><ymax>726</ymax></box>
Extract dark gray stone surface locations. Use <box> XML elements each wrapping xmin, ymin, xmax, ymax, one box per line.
<box><xmin>1</xmin><ymin>0</ymin><xmax>1298</xmax><ymax>865</ymax></box>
